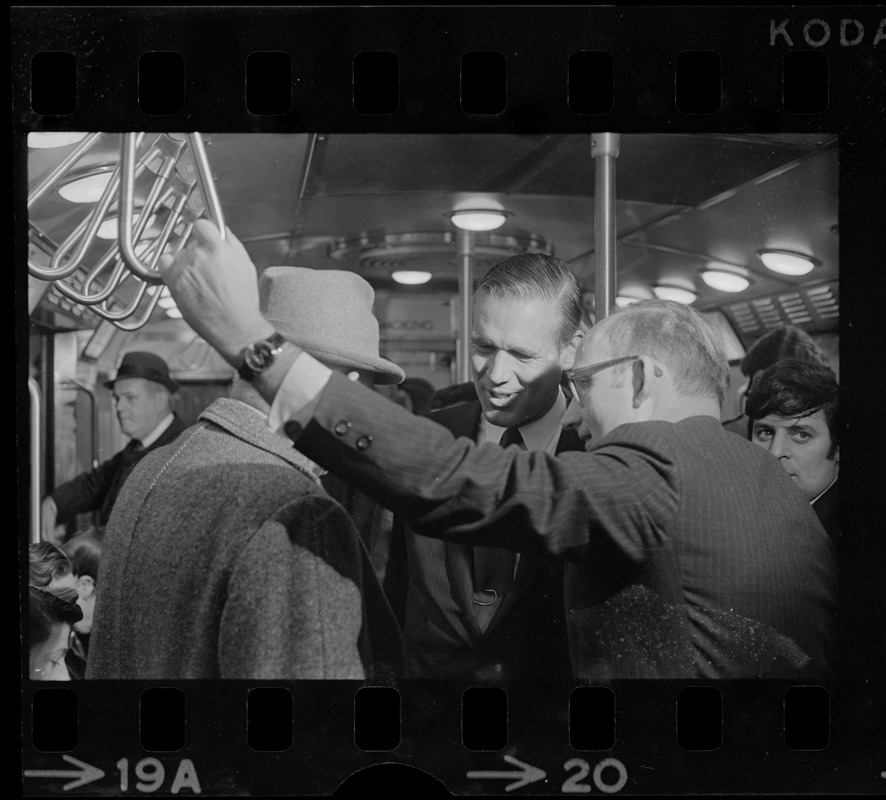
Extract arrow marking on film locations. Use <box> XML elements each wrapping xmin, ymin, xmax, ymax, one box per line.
<box><xmin>24</xmin><ymin>754</ymin><xmax>105</xmax><ymax>791</ymax></box>
<box><xmin>467</xmin><ymin>754</ymin><xmax>546</xmax><ymax>792</ymax></box>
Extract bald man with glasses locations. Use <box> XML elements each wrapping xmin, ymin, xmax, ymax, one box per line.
<box><xmin>158</xmin><ymin>220</ymin><xmax>838</xmax><ymax>680</ymax></box>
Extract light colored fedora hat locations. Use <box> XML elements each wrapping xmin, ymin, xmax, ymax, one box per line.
<box><xmin>259</xmin><ymin>266</ymin><xmax>405</xmax><ymax>385</ymax></box>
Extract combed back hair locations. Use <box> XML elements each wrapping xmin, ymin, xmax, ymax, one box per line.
<box><xmin>474</xmin><ymin>253</ymin><xmax>583</xmax><ymax>347</ymax></box>
<box><xmin>603</xmin><ymin>300</ymin><xmax>731</xmax><ymax>405</ymax></box>
<box><xmin>29</xmin><ymin>585</ymin><xmax>83</xmax><ymax>647</ymax></box>
<box><xmin>745</xmin><ymin>358</ymin><xmax>839</xmax><ymax>451</ymax></box>
<box><xmin>62</xmin><ymin>526</ymin><xmax>104</xmax><ymax>582</ymax></box>
<box><xmin>740</xmin><ymin>325</ymin><xmax>829</xmax><ymax>379</ymax></box>
<box><xmin>29</xmin><ymin>542</ymin><xmax>74</xmax><ymax>588</ymax></box>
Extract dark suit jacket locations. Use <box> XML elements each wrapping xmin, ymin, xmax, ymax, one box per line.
<box><xmin>812</xmin><ymin>479</ymin><xmax>839</xmax><ymax>547</ymax></box>
<box><xmin>88</xmin><ymin>398</ymin><xmax>404</xmax><ymax>680</ymax></box>
<box><xmin>384</xmin><ymin>399</ymin><xmax>581</xmax><ymax>681</ymax></box>
<box><xmin>285</xmin><ymin>372</ymin><xmax>838</xmax><ymax>680</ymax></box>
<box><xmin>52</xmin><ymin>414</ymin><xmax>188</xmax><ymax>526</ymax></box>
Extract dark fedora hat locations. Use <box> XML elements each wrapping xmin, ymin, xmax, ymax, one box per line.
<box><xmin>103</xmin><ymin>351</ymin><xmax>179</xmax><ymax>392</ymax></box>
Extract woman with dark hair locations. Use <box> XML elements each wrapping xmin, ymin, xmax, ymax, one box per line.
<box><xmin>29</xmin><ymin>585</ymin><xmax>83</xmax><ymax>681</ymax></box>
<box><xmin>61</xmin><ymin>526</ymin><xmax>104</xmax><ymax>678</ymax></box>
<box><xmin>28</xmin><ymin>541</ymin><xmax>77</xmax><ymax>593</ymax></box>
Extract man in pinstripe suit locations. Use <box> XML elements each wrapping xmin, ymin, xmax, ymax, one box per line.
<box><xmin>159</xmin><ymin>220</ymin><xmax>839</xmax><ymax>679</ymax></box>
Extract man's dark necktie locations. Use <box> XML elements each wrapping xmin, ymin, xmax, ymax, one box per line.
<box><xmin>472</xmin><ymin>425</ymin><xmax>523</xmax><ymax>630</ymax></box>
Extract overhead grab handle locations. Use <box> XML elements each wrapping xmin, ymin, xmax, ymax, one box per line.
<box><xmin>28</xmin><ymin>132</ymin><xmax>226</xmax><ymax>329</ymax></box>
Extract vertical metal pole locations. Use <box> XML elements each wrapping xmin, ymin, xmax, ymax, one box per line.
<box><xmin>456</xmin><ymin>228</ymin><xmax>473</xmax><ymax>384</ymax></box>
<box><xmin>29</xmin><ymin>378</ymin><xmax>43</xmax><ymax>544</ymax></box>
<box><xmin>591</xmin><ymin>133</ymin><xmax>621</xmax><ymax>323</ymax></box>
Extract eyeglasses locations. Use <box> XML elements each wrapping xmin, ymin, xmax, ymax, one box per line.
<box><xmin>566</xmin><ymin>355</ymin><xmax>640</xmax><ymax>399</ymax></box>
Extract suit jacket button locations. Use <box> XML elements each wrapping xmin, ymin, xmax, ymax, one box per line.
<box><xmin>334</xmin><ymin>421</ymin><xmax>351</xmax><ymax>436</ymax></box>
<box><xmin>355</xmin><ymin>435</ymin><xmax>373</xmax><ymax>450</ymax></box>
<box><xmin>283</xmin><ymin>420</ymin><xmax>303</xmax><ymax>439</ymax></box>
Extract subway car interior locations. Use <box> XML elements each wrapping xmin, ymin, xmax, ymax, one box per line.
<box><xmin>25</xmin><ymin>132</ymin><xmax>839</xmax><ymax>542</ymax></box>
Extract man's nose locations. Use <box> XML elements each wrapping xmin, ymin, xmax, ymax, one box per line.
<box><xmin>485</xmin><ymin>350</ymin><xmax>512</xmax><ymax>384</ymax></box>
<box><xmin>561</xmin><ymin>401</ymin><xmax>583</xmax><ymax>429</ymax></box>
<box><xmin>769</xmin><ymin>434</ymin><xmax>790</xmax><ymax>459</ymax></box>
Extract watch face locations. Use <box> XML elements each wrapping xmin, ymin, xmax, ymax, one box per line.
<box><xmin>245</xmin><ymin>341</ymin><xmax>273</xmax><ymax>371</ymax></box>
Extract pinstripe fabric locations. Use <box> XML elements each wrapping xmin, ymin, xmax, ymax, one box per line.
<box><xmin>295</xmin><ymin>372</ymin><xmax>838</xmax><ymax>679</ymax></box>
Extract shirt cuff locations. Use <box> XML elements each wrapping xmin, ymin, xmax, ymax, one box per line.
<box><xmin>267</xmin><ymin>351</ymin><xmax>333</xmax><ymax>435</ymax></box>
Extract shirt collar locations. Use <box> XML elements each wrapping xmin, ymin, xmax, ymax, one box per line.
<box><xmin>482</xmin><ymin>387</ymin><xmax>567</xmax><ymax>452</ymax></box>
<box><xmin>138</xmin><ymin>412</ymin><xmax>174</xmax><ymax>449</ymax></box>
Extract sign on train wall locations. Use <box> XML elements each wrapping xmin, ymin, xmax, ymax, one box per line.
<box><xmin>375</xmin><ymin>294</ymin><xmax>455</xmax><ymax>342</ymax></box>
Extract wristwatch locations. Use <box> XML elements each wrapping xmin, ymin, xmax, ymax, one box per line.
<box><xmin>237</xmin><ymin>332</ymin><xmax>287</xmax><ymax>381</ymax></box>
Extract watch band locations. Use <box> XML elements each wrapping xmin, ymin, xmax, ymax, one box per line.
<box><xmin>237</xmin><ymin>332</ymin><xmax>287</xmax><ymax>381</ymax></box>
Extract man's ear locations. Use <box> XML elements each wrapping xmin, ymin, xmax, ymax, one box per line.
<box><xmin>76</xmin><ymin>574</ymin><xmax>96</xmax><ymax>599</ymax></box>
<box><xmin>560</xmin><ymin>328</ymin><xmax>584</xmax><ymax>371</ymax></box>
<box><xmin>630</xmin><ymin>356</ymin><xmax>658</xmax><ymax>409</ymax></box>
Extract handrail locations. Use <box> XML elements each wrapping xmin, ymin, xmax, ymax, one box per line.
<box><xmin>27</xmin><ymin>132</ymin><xmax>226</xmax><ymax>329</ymax></box>
<box><xmin>59</xmin><ymin>380</ymin><xmax>98</xmax><ymax>470</ymax></box>
<box><xmin>28</xmin><ymin>378</ymin><xmax>42</xmax><ymax>544</ymax></box>
<box><xmin>591</xmin><ymin>133</ymin><xmax>620</xmax><ymax>323</ymax></box>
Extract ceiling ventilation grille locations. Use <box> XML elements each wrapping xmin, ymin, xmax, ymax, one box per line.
<box><xmin>723</xmin><ymin>280</ymin><xmax>839</xmax><ymax>337</ymax></box>
<box><xmin>327</xmin><ymin>231</ymin><xmax>553</xmax><ymax>277</ymax></box>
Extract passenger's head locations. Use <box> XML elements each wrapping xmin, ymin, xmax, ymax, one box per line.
<box><xmin>568</xmin><ymin>300</ymin><xmax>729</xmax><ymax>440</ymax></box>
<box><xmin>254</xmin><ymin>266</ymin><xmax>404</xmax><ymax>398</ymax></box>
<box><xmin>29</xmin><ymin>585</ymin><xmax>82</xmax><ymax>681</ymax></box>
<box><xmin>745</xmin><ymin>358</ymin><xmax>839</xmax><ymax>501</ymax></box>
<box><xmin>104</xmin><ymin>352</ymin><xmax>178</xmax><ymax>441</ymax></box>
<box><xmin>470</xmin><ymin>253</ymin><xmax>583</xmax><ymax>428</ymax></box>
<box><xmin>740</xmin><ymin>325</ymin><xmax>829</xmax><ymax>392</ymax></box>
<box><xmin>29</xmin><ymin>542</ymin><xmax>78</xmax><ymax>595</ymax></box>
<box><xmin>399</xmin><ymin>377</ymin><xmax>436</xmax><ymax>417</ymax></box>
<box><xmin>61</xmin><ymin>526</ymin><xmax>103</xmax><ymax>635</ymax></box>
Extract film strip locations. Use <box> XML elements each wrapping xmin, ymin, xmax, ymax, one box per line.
<box><xmin>15</xmin><ymin>5</ymin><xmax>886</xmax><ymax>796</ymax></box>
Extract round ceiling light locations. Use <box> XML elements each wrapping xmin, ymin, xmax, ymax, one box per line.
<box><xmin>756</xmin><ymin>249</ymin><xmax>816</xmax><ymax>276</ymax></box>
<box><xmin>57</xmin><ymin>170</ymin><xmax>114</xmax><ymax>203</ymax></box>
<box><xmin>392</xmin><ymin>270</ymin><xmax>432</xmax><ymax>285</ymax></box>
<box><xmin>97</xmin><ymin>213</ymin><xmax>160</xmax><ymax>240</ymax></box>
<box><xmin>447</xmin><ymin>209</ymin><xmax>510</xmax><ymax>232</ymax></box>
<box><xmin>700</xmin><ymin>269</ymin><xmax>750</xmax><ymax>293</ymax></box>
<box><xmin>28</xmin><ymin>132</ymin><xmax>88</xmax><ymax>149</ymax></box>
<box><xmin>653</xmin><ymin>285</ymin><xmax>698</xmax><ymax>305</ymax></box>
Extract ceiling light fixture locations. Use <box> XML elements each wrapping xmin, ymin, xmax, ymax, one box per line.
<box><xmin>27</xmin><ymin>132</ymin><xmax>88</xmax><ymax>149</ymax></box>
<box><xmin>653</xmin><ymin>285</ymin><xmax>698</xmax><ymax>305</ymax></box>
<box><xmin>392</xmin><ymin>270</ymin><xmax>432</xmax><ymax>285</ymax></box>
<box><xmin>756</xmin><ymin>249</ymin><xmax>817</xmax><ymax>276</ymax></box>
<box><xmin>57</xmin><ymin>169</ymin><xmax>115</xmax><ymax>203</ymax></box>
<box><xmin>96</xmin><ymin>213</ymin><xmax>160</xmax><ymax>241</ymax></box>
<box><xmin>700</xmin><ymin>269</ymin><xmax>750</xmax><ymax>293</ymax></box>
<box><xmin>157</xmin><ymin>291</ymin><xmax>177</xmax><ymax>309</ymax></box>
<box><xmin>447</xmin><ymin>208</ymin><xmax>511</xmax><ymax>232</ymax></box>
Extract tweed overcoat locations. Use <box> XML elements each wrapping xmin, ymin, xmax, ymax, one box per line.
<box><xmin>88</xmin><ymin>397</ymin><xmax>404</xmax><ymax>680</ymax></box>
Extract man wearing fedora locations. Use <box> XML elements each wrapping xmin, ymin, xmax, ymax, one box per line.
<box><xmin>41</xmin><ymin>351</ymin><xmax>187</xmax><ymax>544</ymax></box>
<box><xmin>87</xmin><ymin>267</ymin><xmax>405</xmax><ymax>680</ymax></box>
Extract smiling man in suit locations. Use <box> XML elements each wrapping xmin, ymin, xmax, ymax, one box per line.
<box><xmin>385</xmin><ymin>254</ymin><xmax>585</xmax><ymax>681</ymax></box>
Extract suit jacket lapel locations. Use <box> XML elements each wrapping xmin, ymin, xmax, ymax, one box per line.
<box><xmin>485</xmin><ymin>421</ymin><xmax>585</xmax><ymax>634</ymax></box>
<box><xmin>435</xmin><ymin>402</ymin><xmax>487</xmax><ymax>640</ymax></box>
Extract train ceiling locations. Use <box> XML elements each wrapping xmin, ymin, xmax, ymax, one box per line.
<box><xmin>27</xmin><ymin>131</ymin><xmax>838</xmax><ymax>344</ymax></box>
